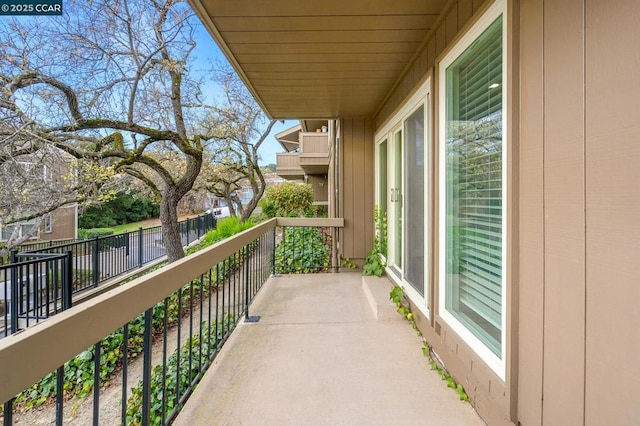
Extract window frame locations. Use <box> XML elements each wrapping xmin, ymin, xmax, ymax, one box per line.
<box><xmin>375</xmin><ymin>77</ymin><xmax>431</xmax><ymax>318</ymax></box>
<box><xmin>437</xmin><ymin>0</ymin><xmax>508</xmax><ymax>380</ymax></box>
<box><xmin>44</xmin><ymin>214</ymin><xmax>53</xmax><ymax>233</ymax></box>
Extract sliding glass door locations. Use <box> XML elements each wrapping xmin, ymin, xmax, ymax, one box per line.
<box><xmin>375</xmin><ymin>82</ymin><xmax>430</xmax><ymax>315</ymax></box>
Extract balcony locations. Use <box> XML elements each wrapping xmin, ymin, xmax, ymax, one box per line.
<box><xmin>0</xmin><ymin>218</ymin><xmax>483</xmax><ymax>425</ymax></box>
<box><xmin>298</xmin><ymin>132</ymin><xmax>329</xmax><ymax>175</ymax></box>
<box><xmin>275</xmin><ymin>153</ymin><xmax>304</xmax><ymax>180</ymax></box>
<box><xmin>174</xmin><ymin>273</ymin><xmax>483</xmax><ymax>425</ymax></box>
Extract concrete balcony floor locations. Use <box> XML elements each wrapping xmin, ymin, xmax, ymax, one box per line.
<box><xmin>174</xmin><ymin>272</ymin><xmax>485</xmax><ymax>426</ymax></box>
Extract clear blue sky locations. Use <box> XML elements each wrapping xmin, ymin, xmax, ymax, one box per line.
<box><xmin>192</xmin><ymin>21</ymin><xmax>296</xmax><ymax>166</ymax></box>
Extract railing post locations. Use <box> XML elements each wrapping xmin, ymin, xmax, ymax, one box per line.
<box><xmin>141</xmin><ymin>308</ymin><xmax>153</xmax><ymax>426</ymax></box>
<box><xmin>10</xmin><ymin>250</ymin><xmax>19</xmax><ymax>334</ymax></box>
<box><xmin>271</xmin><ymin>227</ymin><xmax>276</xmax><ymax>276</ymax></box>
<box><xmin>138</xmin><ymin>227</ymin><xmax>144</xmax><ymax>268</ymax></box>
<box><xmin>3</xmin><ymin>398</ymin><xmax>14</xmax><ymax>426</ymax></box>
<box><xmin>92</xmin><ymin>236</ymin><xmax>99</xmax><ymax>288</ymax></box>
<box><xmin>244</xmin><ymin>245</ymin><xmax>259</xmax><ymax>323</ymax></box>
<box><xmin>93</xmin><ymin>342</ymin><xmax>101</xmax><ymax>425</ymax></box>
<box><xmin>63</xmin><ymin>251</ymin><xmax>73</xmax><ymax>310</ymax></box>
<box><xmin>244</xmin><ymin>245</ymin><xmax>250</xmax><ymax>321</ymax></box>
<box><xmin>186</xmin><ymin>219</ymin><xmax>190</xmax><ymax>245</ymax></box>
<box><xmin>55</xmin><ymin>365</ymin><xmax>64</xmax><ymax>426</ymax></box>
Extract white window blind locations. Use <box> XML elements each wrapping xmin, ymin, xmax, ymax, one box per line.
<box><xmin>445</xmin><ymin>15</ymin><xmax>503</xmax><ymax>356</ymax></box>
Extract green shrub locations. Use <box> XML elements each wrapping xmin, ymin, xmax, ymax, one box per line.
<box><xmin>260</xmin><ymin>183</ymin><xmax>313</xmax><ymax>217</ymax></box>
<box><xmin>125</xmin><ymin>318</ymin><xmax>233</xmax><ymax>425</ymax></box>
<box><xmin>78</xmin><ymin>228</ymin><xmax>114</xmax><ymax>240</ymax></box>
<box><xmin>275</xmin><ymin>227</ymin><xmax>329</xmax><ymax>273</ymax></box>
<box><xmin>363</xmin><ymin>206</ymin><xmax>387</xmax><ymax>277</ymax></box>
<box><xmin>187</xmin><ymin>217</ymin><xmax>254</xmax><ymax>254</ymax></box>
<box><xmin>14</xmin><ymin>316</ymin><xmax>144</xmax><ymax>409</ymax></box>
<box><xmin>79</xmin><ymin>192</ymin><xmax>160</xmax><ymax>228</ymax></box>
<box><xmin>362</xmin><ymin>251</ymin><xmax>385</xmax><ymax>277</ymax></box>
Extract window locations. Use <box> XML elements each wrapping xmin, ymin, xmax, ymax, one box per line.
<box><xmin>44</xmin><ymin>214</ymin><xmax>53</xmax><ymax>233</ymax></box>
<box><xmin>375</xmin><ymin>78</ymin><xmax>430</xmax><ymax>317</ymax></box>
<box><xmin>0</xmin><ymin>221</ymin><xmax>38</xmax><ymax>241</ymax></box>
<box><xmin>438</xmin><ymin>0</ymin><xmax>506</xmax><ymax>378</ymax></box>
<box><xmin>1</xmin><ymin>225</ymin><xmax>18</xmax><ymax>242</ymax></box>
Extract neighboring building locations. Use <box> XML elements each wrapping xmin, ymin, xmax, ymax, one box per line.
<box><xmin>191</xmin><ymin>0</ymin><xmax>639</xmax><ymax>425</ymax></box>
<box><xmin>0</xmin><ymin>158</ymin><xmax>78</xmax><ymax>244</ymax></box>
<box><xmin>0</xmin><ymin>206</ymin><xmax>78</xmax><ymax>243</ymax></box>
<box><xmin>275</xmin><ymin>122</ymin><xmax>331</xmax><ymax>209</ymax></box>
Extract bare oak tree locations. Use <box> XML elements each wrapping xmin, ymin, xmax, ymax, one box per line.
<box><xmin>204</xmin><ymin>67</ymin><xmax>277</xmax><ymax>222</ymax></box>
<box><xmin>0</xmin><ymin>0</ymin><xmax>213</xmax><ymax>261</ymax></box>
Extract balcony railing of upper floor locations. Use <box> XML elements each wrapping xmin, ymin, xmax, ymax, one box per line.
<box><xmin>299</xmin><ymin>132</ymin><xmax>329</xmax><ymax>174</ymax></box>
<box><xmin>275</xmin><ymin>152</ymin><xmax>304</xmax><ymax>180</ymax></box>
<box><xmin>0</xmin><ymin>217</ymin><xmax>344</xmax><ymax>426</ymax></box>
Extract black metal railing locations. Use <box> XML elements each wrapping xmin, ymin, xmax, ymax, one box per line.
<box><xmin>0</xmin><ymin>215</ymin><xmax>216</xmax><ymax>338</ymax></box>
<box><xmin>0</xmin><ymin>252</ymin><xmax>73</xmax><ymax>337</ymax></box>
<box><xmin>1</xmin><ymin>222</ymin><xmax>275</xmax><ymax>426</ymax></box>
<box><xmin>10</xmin><ymin>238</ymin><xmax>78</xmax><ymax>255</ymax></box>
<box><xmin>274</xmin><ymin>222</ymin><xmax>339</xmax><ymax>274</ymax></box>
<box><xmin>0</xmin><ymin>218</ymin><xmax>344</xmax><ymax>426</ymax></box>
<box><xmin>23</xmin><ymin>214</ymin><xmax>217</xmax><ymax>293</ymax></box>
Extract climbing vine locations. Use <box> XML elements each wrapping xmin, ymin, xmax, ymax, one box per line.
<box><xmin>389</xmin><ymin>286</ymin><xmax>470</xmax><ymax>402</ymax></box>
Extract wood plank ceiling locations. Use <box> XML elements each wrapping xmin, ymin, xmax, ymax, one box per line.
<box><xmin>189</xmin><ymin>0</ymin><xmax>447</xmax><ymax>119</ymax></box>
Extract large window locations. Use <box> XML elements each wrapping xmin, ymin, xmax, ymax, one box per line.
<box><xmin>439</xmin><ymin>0</ymin><xmax>506</xmax><ymax>378</ymax></box>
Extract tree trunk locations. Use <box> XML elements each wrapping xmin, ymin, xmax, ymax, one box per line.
<box><xmin>160</xmin><ymin>190</ymin><xmax>184</xmax><ymax>262</ymax></box>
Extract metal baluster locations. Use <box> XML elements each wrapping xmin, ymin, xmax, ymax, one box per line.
<box><xmin>3</xmin><ymin>398</ymin><xmax>14</xmax><ymax>426</ymax></box>
<box><xmin>141</xmin><ymin>309</ymin><xmax>153</xmax><ymax>426</ymax></box>
<box><xmin>161</xmin><ymin>298</ymin><xmax>168</xmax><ymax>425</ymax></box>
<box><xmin>93</xmin><ymin>342</ymin><xmax>100</xmax><ymax>426</ymax></box>
<box><xmin>175</xmin><ymin>289</ymin><xmax>182</xmax><ymax>412</ymax></box>
<box><xmin>92</xmin><ymin>237</ymin><xmax>99</xmax><ymax>288</ymax></box>
<box><xmin>121</xmin><ymin>323</ymin><xmax>129</xmax><ymax>426</ymax></box>
<box><xmin>56</xmin><ymin>365</ymin><xmax>64</xmax><ymax>426</ymax></box>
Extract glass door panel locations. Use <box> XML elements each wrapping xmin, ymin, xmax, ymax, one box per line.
<box><xmin>392</xmin><ymin>129</ymin><xmax>403</xmax><ymax>270</ymax></box>
<box><xmin>404</xmin><ymin>105</ymin><xmax>425</xmax><ymax>296</ymax></box>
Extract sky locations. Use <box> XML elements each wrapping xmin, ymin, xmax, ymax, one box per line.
<box><xmin>1</xmin><ymin>4</ymin><xmax>294</xmax><ymax>165</ymax></box>
<box><xmin>191</xmin><ymin>20</ymin><xmax>297</xmax><ymax>166</ymax></box>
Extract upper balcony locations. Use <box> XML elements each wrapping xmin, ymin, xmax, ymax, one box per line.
<box><xmin>275</xmin><ymin>152</ymin><xmax>304</xmax><ymax>180</ymax></box>
<box><xmin>275</xmin><ymin>127</ymin><xmax>330</xmax><ymax>180</ymax></box>
<box><xmin>298</xmin><ymin>132</ymin><xmax>330</xmax><ymax>175</ymax></box>
<box><xmin>0</xmin><ymin>218</ymin><xmax>483</xmax><ymax>425</ymax></box>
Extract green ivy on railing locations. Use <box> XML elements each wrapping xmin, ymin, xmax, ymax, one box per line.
<box><xmin>125</xmin><ymin>317</ymin><xmax>234</xmax><ymax>425</ymax></box>
<box><xmin>275</xmin><ymin>227</ymin><xmax>329</xmax><ymax>273</ymax></box>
